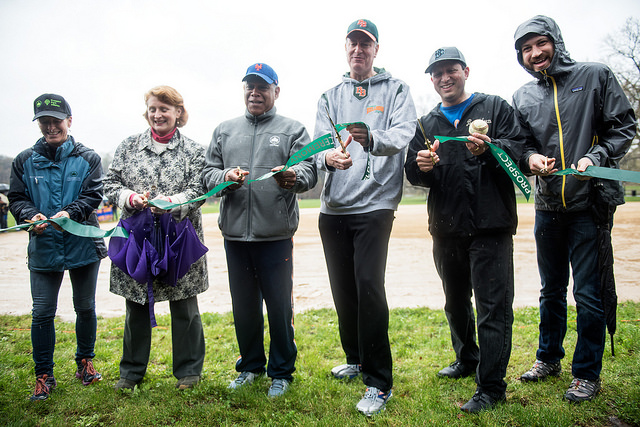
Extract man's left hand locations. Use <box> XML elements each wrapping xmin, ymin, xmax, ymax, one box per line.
<box><xmin>272</xmin><ymin>166</ymin><xmax>297</xmax><ymax>190</ymax></box>
<box><xmin>571</xmin><ymin>157</ymin><xmax>594</xmax><ymax>181</ymax></box>
<box><xmin>346</xmin><ymin>124</ymin><xmax>371</xmax><ymax>148</ymax></box>
<box><xmin>466</xmin><ymin>133</ymin><xmax>490</xmax><ymax>156</ymax></box>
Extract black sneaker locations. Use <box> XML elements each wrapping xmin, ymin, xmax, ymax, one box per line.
<box><xmin>437</xmin><ymin>360</ymin><xmax>476</xmax><ymax>379</ymax></box>
<box><xmin>30</xmin><ymin>374</ymin><xmax>57</xmax><ymax>401</ymax></box>
<box><xmin>76</xmin><ymin>358</ymin><xmax>102</xmax><ymax>386</ymax></box>
<box><xmin>564</xmin><ymin>377</ymin><xmax>601</xmax><ymax>402</ymax></box>
<box><xmin>520</xmin><ymin>359</ymin><xmax>561</xmax><ymax>382</ymax></box>
<box><xmin>460</xmin><ymin>389</ymin><xmax>506</xmax><ymax>413</ymax></box>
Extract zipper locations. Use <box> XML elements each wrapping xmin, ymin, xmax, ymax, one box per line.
<box><xmin>247</xmin><ymin>119</ymin><xmax>257</xmax><ymax>236</ymax></box>
<box><xmin>545</xmin><ymin>71</ymin><xmax>567</xmax><ymax>208</ymax></box>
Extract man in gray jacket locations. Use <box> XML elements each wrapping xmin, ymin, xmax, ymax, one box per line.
<box><xmin>512</xmin><ymin>15</ymin><xmax>636</xmax><ymax>402</ymax></box>
<box><xmin>202</xmin><ymin>63</ymin><xmax>317</xmax><ymax>398</ymax></box>
<box><xmin>313</xmin><ymin>19</ymin><xmax>416</xmax><ymax>417</ymax></box>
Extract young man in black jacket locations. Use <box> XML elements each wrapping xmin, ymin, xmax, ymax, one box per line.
<box><xmin>405</xmin><ymin>47</ymin><xmax>525</xmax><ymax>413</ymax></box>
<box><xmin>512</xmin><ymin>15</ymin><xmax>636</xmax><ymax>402</ymax></box>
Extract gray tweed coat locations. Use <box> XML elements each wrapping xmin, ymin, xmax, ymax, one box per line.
<box><xmin>104</xmin><ymin>129</ymin><xmax>209</xmax><ymax>304</ymax></box>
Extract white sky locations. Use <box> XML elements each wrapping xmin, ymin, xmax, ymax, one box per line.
<box><xmin>1</xmin><ymin>0</ymin><xmax>639</xmax><ymax>159</ymax></box>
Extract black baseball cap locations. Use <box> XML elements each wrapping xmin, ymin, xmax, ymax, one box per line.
<box><xmin>33</xmin><ymin>93</ymin><xmax>72</xmax><ymax>121</ymax></box>
<box><xmin>425</xmin><ymin>47</ymin><xmax>467</xmax><ymax>74</ymax></box>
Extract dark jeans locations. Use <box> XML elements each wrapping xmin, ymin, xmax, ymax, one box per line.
<box><xmin>119</xmin><ymin>296</ymin><xmax>205</xmax><ymax>382</ymax></box>
<box><xmin>319</xmin><ymin>210</ymin><xmax>394</xmax><ymax>392</ymax></box>
<box><xmin>534</xmin><ymin>210</ymin><xmax>605</xmax><ymax>380</ymax></box>
<box><xmin>30</xmin><ymin>261</ymin><xmax>100</xmax><ymax>377</ymax></box>
<box><xmin>433</xmin><ymin>233</ymin><xmax>514</xmax><ymax>397</ymax></box>
<box><xmin>225</xmin><ymin>239</ymin><xmax>297</xmax><ymax>381</ymax></box>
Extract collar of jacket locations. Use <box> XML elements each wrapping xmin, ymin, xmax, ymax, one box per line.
<box><xmin>342</xmin><ymin>67</ymin><xmax>390</xmax><ymax>84</ymax></box>
<box><xmin>139</xmin><ymin>128</ymin><xmax>182</xmax><ymax>152</ymax></box>
<box><xmin>34</xmin><ymin>136</ymin><xmax>76</xmax><ymax>162</ymax></box>
<box><xmin>245</xmin><ymin>106</ymin><xmax>277</xmax><ymax>125</ymax></box>
<box><xmin>431</xmin><ymin>92</ymin><xmax>486</xmax><ymax>122</ymax></box>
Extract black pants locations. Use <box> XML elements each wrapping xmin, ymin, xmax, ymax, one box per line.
<box><xmin>119</xmin><ymin>296</ymin><xmax>205</xmax><ymax>382</ymax></box>
<box><xmin>225</xmin><ymin>239</ymin><xmax>297</xmax><ymax>381</ymax></box>
<box><xmin>433</xmin><ymin>233</ymin><xmax>514</xmax><ymax>397</ymax></box>
<box><xmin>319</xmin><ymin>210</ymin><xmax>394</xmax><ymax>392</ymax></box>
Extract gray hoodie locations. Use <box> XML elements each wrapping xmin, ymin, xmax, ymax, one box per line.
<box><xmin>313</xmin><ymin>68</ymin><xmax>416</xmax><ymax>215</ymax></box>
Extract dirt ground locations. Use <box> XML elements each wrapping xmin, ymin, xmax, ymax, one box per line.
<box><xmin>1</xmin><ymin>203</ymin><xmax>639</xmax><ymax>322</ymax></box>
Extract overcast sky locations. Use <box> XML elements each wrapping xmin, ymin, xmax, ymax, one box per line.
<box><xmin>1</xmin><ymin>0</ymin><xmax>638</xmax><ymax>160</ymax></box>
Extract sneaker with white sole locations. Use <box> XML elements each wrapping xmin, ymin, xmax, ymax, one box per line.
<box><xmin>564</xmin><ymin>377</ymin><xmax>601</xmax><ymax>402</ymax></box>
<box><xmin>267</xmin><ymin>378</ymin><xmax>290</xmax><ymax>398</ymax></box>
<box><xmin>228</xmin><ymin>371</ymin><xmax>261</xmax><ymax>389</ymax></box>
<box><xmin>356</xmin><ymin>386</ymin><xmax>392</xmax><ymax>417</ymax></box>
<box><xmin>331</xmin><ymin>363</ymin><xmax>362</xmax><ymax>379</ymax></box>
<box><xmin>520</xmin><ymin>359</ymin><xmax>561</xmax><ymax>382</ymax></box>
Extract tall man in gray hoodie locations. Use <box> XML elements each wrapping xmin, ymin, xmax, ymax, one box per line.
<box><xmin>512</xmin><ymin>15</ymin><xmax>635</xmax><ymax>402</ymax></box>
<box><xmin>313</xmin><ymin>19</ymin><xmax>416</xmax><ymax>417</ymax></box>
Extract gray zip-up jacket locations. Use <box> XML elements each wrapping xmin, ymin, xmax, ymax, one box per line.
<box><xmin>202</xmin><ymin>107</ymin><xmax>317</xmax><ymax>241</ymax></box>
<box><xmin>512</xmin><ymin>15</ymin><xmax>636</xmax><ymax>212</ymax></box>
<box><xmin>313</xmin><ymin>67</ymin><xmax>416</xmax><ymax>215</ymax></box>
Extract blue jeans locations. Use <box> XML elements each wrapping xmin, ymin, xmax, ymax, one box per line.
<box><xmin>534</xmin><ymin>210</ymin><xmax>605</xmax><ymax>380</ymax></box>
<box><xmin>30</xmin><ymin>261</ymin><xmax>100</xmax><ymax>377</ymax></box>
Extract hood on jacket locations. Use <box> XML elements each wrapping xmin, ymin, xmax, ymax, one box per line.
<box><xmin>514</xmin><ymin>15</ymin><xmax>575</xmax><ymax>79</ymax></box>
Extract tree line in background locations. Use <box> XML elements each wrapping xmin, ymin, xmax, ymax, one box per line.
<box><xmin>1</xmin><ymin>18</ymin><xmax>638</xmax><ymax>192</ymax></box>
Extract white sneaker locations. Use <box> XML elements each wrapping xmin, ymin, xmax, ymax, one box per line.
<box><xmin>228</xmin><ymin>371</ymin><xmax>261</xmax><ymax>389</ymax></box>
<box><xmin>331</xmin><ymin>363</ymin><xmax>362</xmax><ymax>379</ymax></box>
<box><xmin>267</xmin><ymin>378</ymin><xmax>290</xmax><ymax>398</ymax></box>
<box><xmin>356</xmin><ymin>386</ymin><xmax>392</xmax><ymax>417</ymax></box>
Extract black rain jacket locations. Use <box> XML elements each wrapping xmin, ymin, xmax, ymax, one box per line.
<box><xmin>404</xmin><ymin>93</ymin><xmax>525</xmax><ymax>237</ymax></box>
<box><xmin>512</xmin><ymin>15</ymin><xmax>636</xmax><ymax>212</ymax></box>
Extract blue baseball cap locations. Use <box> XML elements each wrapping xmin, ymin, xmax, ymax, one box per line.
<box><xmin>242</xmin><ymin>63</ymin><xmax>279</xmax><ymax>85</ymax></box>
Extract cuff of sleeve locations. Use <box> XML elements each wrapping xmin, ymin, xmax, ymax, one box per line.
<box><xmin>169</xmin><ymin>193</ymin><xmax>189</xmax><ymax>221</ymax></box>
<box><xmin>120</xmin><ymin>190</ymin><xmax>136</xmax><ymax>210</ymax></box>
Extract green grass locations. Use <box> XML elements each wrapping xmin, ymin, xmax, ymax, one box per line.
<box><xmin>1</xmin><ymin>303</ymin><xmax>639</xmax><ymax>426</ymax></box>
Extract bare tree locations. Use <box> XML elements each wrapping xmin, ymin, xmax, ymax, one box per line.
<box><xmin>605</xmin><ymin>17</ymin><xmax>640</xmax><ymax>171</ymax></box>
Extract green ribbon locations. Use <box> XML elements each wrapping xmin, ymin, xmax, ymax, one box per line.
<box><xmin>553</xmin><ymin>165</ymin><xmax>640</xmax><ymax>183</ymax></box>
<box><xmin>2</xmin><ymin>133</ymin><xmax>335</xmax><ymax>237</ymax></box>
<box><xmin>334</xmin><ymin>122</ymin><xmax>371</xmax><ymax>180</ymax></box>
<box><xmin>1</xmin><ymin>217</ymin><xmax>129</xmax><ymax>238</ymax></box>
<box><xmin>435</xmin><ymin>136</ymin><xmax>532</xmax><ymax>200</ymax></box>
<box><xmin>150</xmin><ymin>133</ymin><xmax>333</xmax><ymax>210</ymax></box>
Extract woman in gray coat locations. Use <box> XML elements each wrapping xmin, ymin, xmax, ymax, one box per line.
<box><xmin>104</xmin><ymin>85</ymin><xmax>208</xmax><ymax>391</ymax></box>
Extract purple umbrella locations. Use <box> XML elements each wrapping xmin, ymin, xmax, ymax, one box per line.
<box><xmin>108</xmin><ymin>209</ymin><xmax>208</xmax><ymax>327</ymax></box>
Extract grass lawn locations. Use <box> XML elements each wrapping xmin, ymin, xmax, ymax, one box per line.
<box><xmin>1</xmin><ymin>303</ymin><xmax>639</xmax><ymax>426</ymax></box>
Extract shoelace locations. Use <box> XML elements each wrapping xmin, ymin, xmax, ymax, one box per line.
<box><xmin>236</xmin><ymin>373</ymin><xmax>251</xmax><ymax>383</ymax></box>
<box><xmin>83</xmin><ymin>359</ymin><xmax>97</xmax><ymax>376</ymax></box>
<box><xmin>271</xmin><ymin>380</ymin><xmax>286</xmax><ymax>392</ymax></box>
<box><xmin>364</xmin><ymin>387</ymin><xmax>382</xmax><ymax>400</ymax></box>
<box><xmin>34</xmin><ymin>376</ymin><xmax>49</xmax><ymax>395</ymax></box>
